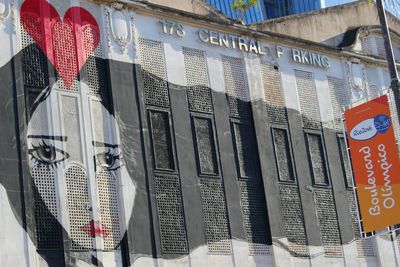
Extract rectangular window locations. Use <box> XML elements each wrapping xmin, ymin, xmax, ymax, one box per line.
<box><xmin>193</xmin><ymin>117</ymin><xmax>219</xmax><ymax>176</ymax></box>
<box><xmin>232</xmin><ymin>122</ymin><xmax>258</xmax><ymax>179</ymax></box>
<box><xmin>149</xmin><ymin>110</ymin><xmax>175</xmax><ymax>171</ymax></box>
<box><xmin>272</xmin><ymin>128</ymin><xmax>295</xmax><ymax>182</ymax></box>
<box><xmin>306</xmin><ymin>133</ymin><xmax>329</xmax><ymax>185</ymax></box>
<box><xmin>338</xmin><ymin>136</ymin><xmax>353</xmax><ymax>188</ymax></box>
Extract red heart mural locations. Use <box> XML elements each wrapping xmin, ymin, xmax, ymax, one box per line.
<box><xmin>21</xmin><ymin>0</ymin><xmax>100</xmax><ymax>89</ymax></box>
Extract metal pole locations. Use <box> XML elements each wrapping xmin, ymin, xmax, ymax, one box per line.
<box><xmin>376</xmin><ymin>0</ymin><xmax>400</xmax><ymax>123</ymax></box>
<box><xmin>376</xmin><ymin>2</ymin><xmax>400</xmax><ymax>250</ymax></box>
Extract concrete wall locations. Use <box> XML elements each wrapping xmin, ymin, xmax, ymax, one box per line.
<box><xmin>253</xmin><ymin>0</ymin><xmax>400</xmax><ymax>45</ymax></box>
<box><xmin>139</xmin><ymin>0</ymin><xmax>223</xmax><ymax>18</ymax></box>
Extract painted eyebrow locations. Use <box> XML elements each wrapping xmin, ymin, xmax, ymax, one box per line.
<box><xmin>27</xmin><ymin>135</ymin><xmax>67</xmax><ymax>141</ymax></box>
<box><xmin>92</xmin><ymin>141</ymin><xmax>119</xmax><ymax>148</ymax></box>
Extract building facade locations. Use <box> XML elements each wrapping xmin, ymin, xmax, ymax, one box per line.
<box><xmin>205</xmin><ymin>0</ymin><xmax>264</xmax><ymax>23</ymax></box>
<box><xmin>1</xmin><ymin>0</ymin><xmax>400</xmax><ymax>267</ymax></box>
<box><xmin>207</xmin><ymin>0</ymin><xmax>400</xmax><ymax>24</ymax></box>
<box><xmin>205</xmin><ymin>0</ymin><xmax>322</xmax><ymax>23</ymax></box>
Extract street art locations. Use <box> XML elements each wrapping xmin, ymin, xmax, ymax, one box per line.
<box><xmin>0</xmin><ymin>1</ymin><xmax>274</xmax><ymax>265</ymax></box>
<box><xmin>0</xmin><ymin>0</ymin><xmax>137</xmax><ymax>266</ymax></box>
<box><xmin>21</xmin><ymin>0</ymin><xmax>100</xmax><ymax>89</ymax></box>
<box><xmin>0</xmin><ymin>0</ymin><xmax>378</xmax><ymax>266</ymax></box>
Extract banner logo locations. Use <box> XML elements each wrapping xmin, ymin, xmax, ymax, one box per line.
<box><xmin>350</xmin><ymin>115</ymin><xmax>391</xmax><ymax>141</ymax></box>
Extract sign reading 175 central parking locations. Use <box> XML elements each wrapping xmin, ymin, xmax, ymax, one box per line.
<box><xmin>345</xmin><ymin>95</ymin><xmax>400</xmax><ymax>233</ymax></box>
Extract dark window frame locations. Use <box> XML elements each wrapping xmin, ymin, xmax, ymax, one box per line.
<box><xmin>147</xmin><ymin>107</ymin><xmax>178</xmax><ymax>173</ymax></box>
<box><xmin>304</xmin><ymin>129</ymin><xmax>331</xmax><ymax>187</ymax></box>
<box><xmin>230</xmin><ymin>118</ymin><xmax>260</xmax><ymax>180</ymax></box>
<box><xmin>271</xmin><ymin>125</ymin><xmax>297</xmax><ymax>184</ymax></box>
<box><xmin>337</xmin><ymin>134</ymin><xmax>355</xmax><ymax>189</ymax></box>
<box><xmin>191</xmin><ymin>113</ymin><xmax>221</xmax><ymax>178</ymax></box>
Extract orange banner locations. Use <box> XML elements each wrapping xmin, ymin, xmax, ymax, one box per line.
<box><xmin>345</xmin><ymin>95</ymin><xmax>400</xmax><ymax>232</ymax></box>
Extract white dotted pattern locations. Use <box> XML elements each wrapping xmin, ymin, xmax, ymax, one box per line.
<box><xmin>295</xmin><ymin>70</ymin><xmax>321</xmax><ymax>129</ymax></box>
<box><xmin>97</xmin><ymin>170</ymin><xmax>121</xmax><ymax>250</ymax></box>
<box><xmin>65</xmin><ymin>165</ymin><xmax>93</xmax><ymax>250</ymax></box>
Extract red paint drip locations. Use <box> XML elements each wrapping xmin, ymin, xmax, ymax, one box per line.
<box><xmin>21</xmin><ymin>0</ymin><xmax>100</xmax><ymax>89</ymax></box>
<box><xmin>81</xmin><ymin>220</ymin><xmax>108</xmax><ymax>237</ymax></box>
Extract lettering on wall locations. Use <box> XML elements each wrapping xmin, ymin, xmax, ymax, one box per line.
<box><xmin>198</xmin><ymin>29</ymin><xmax>267</xmax><ymax>55</ymax></box>
<box><xmin>159</xmin><ymin>19</ymin><xmax>185</xmax><ymax>37</ymax></box>
<box><xmin>276</xmin><ymin>46</ymin><xmax>330</xmax><ymax>69</ymax></box>
<box><xmin>292</xmin><ymin>49</ymin><xmax>330</xmax><ymax>69</ymax></box>
<box><xmin>158</xmin><ymin>19</ymin><xmax>331</xmax><ymax>69</ymax></box>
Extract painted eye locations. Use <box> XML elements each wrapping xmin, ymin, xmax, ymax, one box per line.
<box><xmin>37</xmin><ymin>143</ymin><xmax>56</xmax><ymax>161</ymax></box>
<box><xmin>96</xmin><ymin>150</ymin><xmax>121</xmax><ymax>171</ymax></box>
<box><xmin>29</xmin><ymin>140</ymin><xmax>69</xmax><ymax>167</ymax></box>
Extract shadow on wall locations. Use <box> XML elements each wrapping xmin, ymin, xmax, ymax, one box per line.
<box><xmin>0</xmin><ymin>44</ymin><xmax>358</xmax><ymax>267</ymax></box>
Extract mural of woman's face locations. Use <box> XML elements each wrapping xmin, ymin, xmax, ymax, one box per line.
<box><xmin>27</xmin><ymin>81</ymin><xmax>136</xmax><ymax>251</ymax></box>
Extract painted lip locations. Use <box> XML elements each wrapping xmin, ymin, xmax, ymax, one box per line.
<box><xmin>82</xmin><ymin>220</ymin><xmax>108</xmax><ymax>237</ymax></box>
